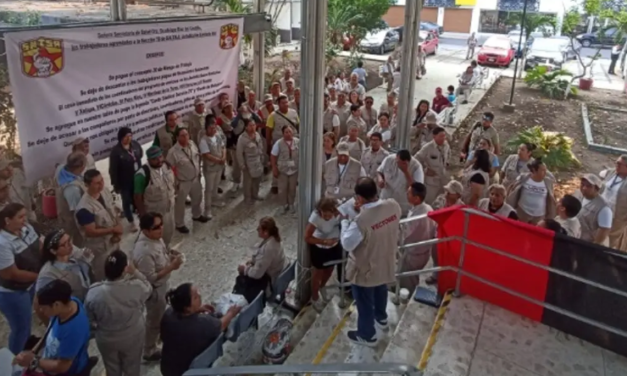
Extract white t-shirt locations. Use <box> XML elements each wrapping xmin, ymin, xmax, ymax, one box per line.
<box><xmin>0</xmin><ymin>225</ymin><xmax>39</xmax><ymax>292</ymax></box>
<box><xmin>601</xmin><ymin>176</ymin><xmax>624</xmax><ymax>211</ymax></box>
<box><xmin>198</xmin><ymin>135</ymin><xmax>219</xmax><ymax>155</ymax></box>
<box><xmin>332</xmin><ymin>114</ymin><xmax>340</xmax><ymax>128</ymax></box>
<box><xmin>308</xmin><ymin>211</ymin><xmax>341</xmax><ymax>248</ymax></box>
<box><xmin>581</xmin><ymin>198</ymin><xmax>613</xmax><ymax>228</ymax></box>
<box><xmin>518</xmin><ymin>179</ymin><xmax>548</xmax><ymax>217</ymax></box>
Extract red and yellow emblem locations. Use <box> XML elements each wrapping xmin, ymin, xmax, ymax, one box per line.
<box><xmin>219</xmin><ymin>23</ymin><xmax>239</xmax><ymax>50</ymax></box>
<box><xmin>20</xmin><ymin>37</ymin><xmax>64</xmax><ymax>78</ymax></box>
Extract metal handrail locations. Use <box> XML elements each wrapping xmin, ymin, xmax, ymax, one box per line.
<box><xmin>183</xmin><ymin>362</ymin><xmax>421</xmax><ymax>376</ymax></box>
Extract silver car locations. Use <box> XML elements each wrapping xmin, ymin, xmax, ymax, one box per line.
<box><xmin>359</xmin><ymin>29</ymin><xmax>400</xmax><ymax>55</ymax></box>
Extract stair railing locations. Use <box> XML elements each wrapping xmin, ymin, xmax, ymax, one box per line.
<box><xmin>184</xmin><ymin>362</ymin><xmax>421</xmax><ymax>376</ymax></box>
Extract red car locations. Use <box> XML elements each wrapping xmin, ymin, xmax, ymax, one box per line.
<box><xmin>477</xmin><ymin>36</ymin><xmax>514</xmax><ymax>67</ymax></box>
<box><xmin>418</xmin><ymin>30</ymin><xmax>439</xmax><ymax>55</ymax></box>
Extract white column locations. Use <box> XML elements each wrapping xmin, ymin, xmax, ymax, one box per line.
<box><xmin>253</xmin><ymin>0</ymin><xmax>266</xmax><ymax>93</ymax></box>
<box><xmin>296</xmin><ymin>0</ymin><xmax>326</xmax><ymax>305</ymax></box>
<box><xmin>437</xmin><ymin>7</ymin><xmax>444</xmax><ymax>26</ymax></box>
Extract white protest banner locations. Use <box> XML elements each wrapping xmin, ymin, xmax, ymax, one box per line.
<box><xmin>4</xmin><ymin>18</ymin><xmax>244</xmax><ymax>183</ymax></box>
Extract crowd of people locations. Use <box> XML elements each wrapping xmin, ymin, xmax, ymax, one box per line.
<box><xmin>0</xmin><ymin>62</ymin><xmax>626</xmax><ymax>375</ymax></box>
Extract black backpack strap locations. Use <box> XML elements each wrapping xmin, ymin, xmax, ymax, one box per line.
<box><xmin>141</xmin><ymin>164</ymin><xmax>151</xmax><ymax>185</ymax></box>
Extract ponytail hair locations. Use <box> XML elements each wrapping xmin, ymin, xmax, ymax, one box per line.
<box><xmin>259</xmin><ymin>216</ymin><xmax>281</xmax><ymax>242</ymax></box>
<box><xmin>166</xmin><ymin>283</ymin><xmax>193</xmax><ymax>314</ymax></box>
<box><xmin>527</xmin><ymin>157</ymin><xmax>544</xmax><ymax>172</ymax></box>
<box><xmin>523</xmin><ymin>142</ymin><xmax>537</xmax><ymax>153</ymax></box>
<box><xmin>104</xmin><ymin>250</ymin><xmax>127</xmax><ymax>281</ymax></box>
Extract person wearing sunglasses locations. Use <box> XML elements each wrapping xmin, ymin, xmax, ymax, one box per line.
<box><xmin>132</xmin><ymin>212</ymin><xmax>183</xmax><ymax>362</ymax></box>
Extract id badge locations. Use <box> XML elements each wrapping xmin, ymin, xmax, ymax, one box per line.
<box><xmin>287</xmin><ymin>160</ymin><xmax>296</xmax><ymax>167</ymax></box>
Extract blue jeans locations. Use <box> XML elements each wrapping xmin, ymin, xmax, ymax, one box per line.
<box><xmin>119</xmin><ymin>186</ymin><xmax>135</xmax><ymax>223</ymax></box>
<box><xmin>0</xmin><ymin>287</ymin><xmax>35</xmax><ymax>354</ymax></box>
<box><xmin>351</xmin><ymin>284</ymin><xmax>388</xmax><ymax>340</ymax></box>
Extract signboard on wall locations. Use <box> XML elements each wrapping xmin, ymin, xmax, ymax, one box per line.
<box><xmin>4</xmin><ymin>18</ymin><xmax>243</xmax><ymax>183</ymax></box>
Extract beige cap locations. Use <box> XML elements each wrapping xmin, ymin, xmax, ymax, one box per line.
<box><xmin>443</xmin><ymin>180</ymin><xmax>463</xmax><ymax>195</ymax></box>
<box><xmin>271</xmin><ymin>81</ymin><xmax>281</xmax><ymax>87</ymax></box>
<box><xmin>72</xmin><ymin>137</ymin><xmax>88</xmax><ymax>147</ymax></box>
<box><xmin>581</xmin><ymin>173</ymin><xmax>603</xmax><ymax>188</ymax></box>
<box><xmin>194</xmin><ymin>98</ymin><xmax>205</xmax><ymax>106</ymax></box>
<box><xmin>263</xmin><ymin>94</ymin><xmax>273</xmax><ymax>102</ymax></box>
<box><xmin>336</xmin><ymin>142</ymin><xmax>350</xmax><ymax>156</ymax></box>
<box><xmin>425</xmin><ymin>112</ymin><xmax>438</xmax><ymax>125</ymax></box>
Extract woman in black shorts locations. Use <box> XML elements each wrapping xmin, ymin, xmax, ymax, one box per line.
<box><xmin>304</xmin><ymin>198</ymin><xmax>343</xmax><ymax>312</ymax></box>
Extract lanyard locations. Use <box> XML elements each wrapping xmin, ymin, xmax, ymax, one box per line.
<box><xmin>285</xmin><ymin>140</ymin><xmax>293</xmax><ymax>158</ymax></box>
<box><xmin>181</xmin><ymin>146</ymin><xmax>196</xmax><ymax>167</ymax></box>
<box><xmin>609</xmin><ymin>175</ymin><xmax>624</xmax><ymax>190</ymax></box>
<box><xmin>338</xmin><ymin>163</ymin><xmax>349</xmax><ymax>182</ymax></box>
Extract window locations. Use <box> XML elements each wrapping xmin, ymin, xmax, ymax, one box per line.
<box><xmin>479</xmin><ymin>10</ymin><xmax>557</xmax><ymax>34</ymax></box>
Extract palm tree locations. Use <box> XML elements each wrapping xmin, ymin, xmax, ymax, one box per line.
<box><xmin>326</xmin><ymin>0</ymin><xmax>364</xmax><ymax>47</ymax></box>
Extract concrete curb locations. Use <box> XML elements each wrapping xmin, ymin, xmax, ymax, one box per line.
<box><xmin>581</xmin><ymin>103</ymin><xmax>627</xmax><ymax>155</ymax></box>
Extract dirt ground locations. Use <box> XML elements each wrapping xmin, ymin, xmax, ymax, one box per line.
<box><xmin>588</xmin><ymin>104</ymin><xmax>627</xmax><ymax>149</ymax></box>
<box><xmin>450</xmin><ymin>78</ymin><xmax>622</xmax><ymax>199</ymax></box>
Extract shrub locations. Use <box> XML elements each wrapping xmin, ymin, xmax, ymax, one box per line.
<box><xmin>524</xmin><ymin>66</ymin><xmax>577</xmax><ymax>99</ymax></box>
<box><xmin>506</xmin><ymin>126</ymin><xmax>581</xmax><ymax>171</ymax></box>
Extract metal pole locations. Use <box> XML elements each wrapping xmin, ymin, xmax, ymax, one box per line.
<box><xmin>118</xmin><ymin>0</ymin><xmax>127</xmax><ymax>21</ymax></box>
<box><xmin>253</xmin><ymin>0</ymin><xmax>266</xmax><ymax>93</ymax></box>
<box><xmin>110</xmin><ymin>0</ymin><xmax>120</xmax><ymax>21</ymax></box>
<box><xmin>454</xmin><ymin>212</ymin><xmax>470</xmax><ymax>297</ymax></box>
<box><xmin>394</xmin><ymin>0</ymin><xmax>421</xmax><ymax>150</ymax></box>
<box><xmin>296</xmin><ymin>0</ymin><xmax>326</xmax><ymax>306</ymax></box>
<box><xmin>508</xmin><ymin>0</ymin><xmax>529</xmax><ymax>106</ymax></box>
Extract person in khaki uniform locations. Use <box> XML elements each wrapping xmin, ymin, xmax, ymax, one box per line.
<box><xmin>340</xmin><ymin>177</ymin><xmax>402</xmax><ymax>346</ymax></box>
<box><xmin>361</xmin><ymin>132</ymin><xmax>389</xmax><ymax>181</ymax></box>
<box><xmin>400</xmin><ymin>182</ymin><xmax>437</xmax><ymax>291</ymax></box>
<box><xmin>184</xmin><ymin>98</ymin><xmax>207</xmax><ymax>145</ymax></box>
<box><xmin>339</xmin><ymin>123</ymin><xmax>367</xmax><ymax>160</ymax></box>
<box><xmin>288</xmin><ymin>88</ymin><xmax>301</xmax><ymax>115</ymax></box>
<box><xmin>332</xmin><ymin>92</ymin><xmax>352</xmax><ymax>137</ymax></box>
<box><xmin>132</xmin><ymin>212</ymin><xmax>183</xmax><ymax>361</ymax></box>
<box><xmin>153</xmin><ymin>110</ymin><xmax>183</xmax><ymax>158</ymax></box>
<box><xmin>479</xmin><ymin>184</ymin><xmax>518</xmax><ymax>219</ymax></box>
<box><xmin>237</xmin><ymin>118</ymin><xmax>266</xmax><ymax>203</ymax></box>
<box><xmin>379</xmin><ymin>91</ymin><xmax>397</xmax><ymax>116</ymax></box>
<box><xmin>377</xmin><ymin>150</ymin><xmax>425</xmax><ymax>216</ymax></box>
<box><xmin>323</xmin><ymin>93</ymin><xmax>341</xmax><ymax>138</ymax></box>
<box><xmin>361</xmin><ymin>96</ymin><xmax>378</xmax><ymax>131</ymax></box>
<box><xmin>346</xmin><ymin>104</ymin><xmax>368</xmax><ymax>144</ymax></box>
<box><xmin>501</xmin><ymin>142</ymin><xmax>536</xmax><ymax>189</ymax></box>
<box><xmin>461</xmin><ymin>112</ymin><xmax>500</xmax><ymax>161</ymax></box>
<box><xmin>506</xmin><ymin>159</ymin><xmax>557</xmax><ymax>224</ymax></box>
<box><xmin>198</xmin><ymin>118</ymin><xmax>227</xmax><ymax>219</ymax></box>
<box><xmin>55</xmin><ymin>152</ymin><xmax>87</xmax><ymax>248</ymax></box>
<box><xmin>270</xmin><ymin>82</ymin><xmax>284</xmax><ymax>104</ymax></box>
<box><xmin>74</xmin><ymin>169</ymin><xmax>122</xmax><ymax>282</ymax></box>
<box><xmin>71</xmin><ymin>138</ymin><xmax>96</xmax><ymax>171</ymax></box>
<box><xmin>573</xmin><ymin>174</ymin><xmax>613</xmax><ymax>246</ymax></box>
<box><xmin>600</xmin><ymin>155</ymin><xmax>627</xmax><ymax>251</ymax></box>
<box><xmin>134</xmin><ymin>146</ymin><xmax>176</xmax><ymax>246</ymax></box>
<box><xmin>367</xmin><ymin>113</ymin><xmax>395</xmax><ymax>150</ymax></box>
<box><xmin>271</xmin><ymin>126</ymin><xmax>299</xmax><ymax>213</ymax></box>
<box><xmin>415</xmin><ymin>127</ymin><xmax>450</xmax><ymax>204</ymax></box>
<box><xmin>0</xmin><ymin>159</ymin><xmax>36</xmax><ymax>223</ymax></box>
<box><xmin>323</xmin><ymin>142</ymin><xmax>367</xmax><ymax>201</ymax></box>
<box><xmin>266</xmin><ymin>95</ymin><xmax>300</xmax><ymax>194</ymax></box>
<box><xmin>431</xmin><ymin>180</ymin><xmax>464</xmax><ymax>210</ymax></box>
<box><xmin>166</xmin><ymin>128</ymin><xmax>209</xmax><ymax>234</ymax></box>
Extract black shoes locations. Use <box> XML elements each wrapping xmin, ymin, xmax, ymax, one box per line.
<box><xmin>176</xmin><ymin>226</ymin><xmax>190</xmax><ymax>234</ymax></box>
<box><xmin>193</xmin><ymin>216</ymin><xmax>210</xmax><ymax>223</ymax></box>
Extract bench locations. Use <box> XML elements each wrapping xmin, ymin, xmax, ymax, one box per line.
<box><xmin>188</xmin><ymin>333</ymin><xmax>225</xmax><ymax>370</ymax></box>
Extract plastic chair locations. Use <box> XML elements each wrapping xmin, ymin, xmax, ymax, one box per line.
<box><xmin>226</xmin><ymin>291</ymin><xmax>265</xmax><ymax>342</ymax></box>
<box><xmin>272</xmin><ymin>261</ymin><xmax>296</xmax><ymax>303</ymax></box>
<box><xmin>188</xmin><ymin>333</ymin><xmax>225</xmax><ymax>369</ymax></box>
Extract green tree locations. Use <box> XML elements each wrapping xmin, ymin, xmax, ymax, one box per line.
<box><xmin>561</xmin><ymin>0</ymin><xmax>604</xmax><ymax>99</ymax></box>
<box><xmin>603</xmin><ymin>9</ymin><xmax>627</xmax><ymax>76</ymax></box>
<box><xmin>327</xmin><ymin>0</ymin><xmax>393</xmax><ymax>47</ymax></box>
<box><xmin>507</xmin><ymin>12</ymin><xmax>556</xmax><ymax>77</ymax></box>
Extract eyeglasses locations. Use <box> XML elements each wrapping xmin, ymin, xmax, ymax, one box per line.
<box><xmin>151</xmin><ymin>223</ymin><xmax>163</xmax><ymax>230</ymax></box>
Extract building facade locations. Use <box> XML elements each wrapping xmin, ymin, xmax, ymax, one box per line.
<box><xmin>383</xmin><ymin>0</ymin><xmax>575</xmax><ymax>35</ymax></box>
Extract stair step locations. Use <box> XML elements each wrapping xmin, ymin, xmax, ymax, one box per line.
<box><xmin>323</xmin><ymin>293</ymin><xmax>407</xmax><ymax>372</ymax></box>
<box><xmin>379</xmin><ymin>297</ymin><xmax>438</xmax><ymax>367</ymax></box>
<box><xmin>284</xmin><ymin>295</ymin><xmax>350</xmax><ymax>365</ymax></box>
<box><xmin>423</xmin><ymin>296</ymin><xmax>485</xmax><ymax>376</ymax></box>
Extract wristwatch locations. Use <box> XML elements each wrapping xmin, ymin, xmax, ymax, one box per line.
<box><xmin>29</xmin><ymin>356</ymin><xmax>40</xmax><ymax>370</ymax></box>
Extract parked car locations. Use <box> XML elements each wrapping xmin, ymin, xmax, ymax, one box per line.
<box><xmin>477</xmin><ymin>36</ymin><xmax>514</xmax><ymax>67</ymax></box>
<box><xmin>359</xmin><ymin>29</ymin><xmax>400</xmax><ymax>54</ymax></box>
<box><xmin>418</xmin><ymin>30</ymin><xmax>439</xmax><ymax>55</ymax></box>
<box><xmin>524</xmin><ymin>37</ymin><xmax>582</xmax><ymax>70</ymax></box>
<box><xmin>576</xmin><ymin>27</ymin><xmax>622</xmax><ymax>47</ymax></box>
<box><xmin>393</xmin><ymin>22</ymin><xmax>442</xmax><ymax>43</ymax></box>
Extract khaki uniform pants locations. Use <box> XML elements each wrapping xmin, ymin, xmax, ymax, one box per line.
<box><xmin>96</xmin><ymin>328</ymin><xmax>145</xmax><ymax>376</ymax></box>
<box><xmin>516</xmin><ymin>207</ymin><xmax>544</xmax><ymax>225</ymax></box>
<box><xmin>243</xmin><ymin>170</ymin><xmax>262</xmax><ymax>201</ymax></box>
<box><xmin>399</xmin><ymin>251</ymin><xmax>431</xmax><ymax>292</ymax></box>
<box><xmin>229</xmin><ymin>149</ymin><xmax>242</xmax><ymax>185</ymax></box>
<box><xmin>203</xmin><ymin>168</ymin><xmax>223</xmax><ymax>216</ymax></box>
<box><xmin>425</xmin><ymin>183</ymin><xmax>443</xmax><ymax>205</ymax></box>
<box><xmin>175</xmin><ymin>178</ymin><xmax>202</xmax><ymax>227</ymax></box>
<box><xmin>456</xmin><ymin>85</ymin><xmax>471</xmax><ymax>102</ymax></box>
<box><xmin>162</xmin><ymin>210</ymin><xmax>175</xmax><ymax>247</ymax></box>
<box><xmin>145</xmin><ymin>285</ymin><xmax>167</xmax><ymax>355</ymax></box>
<box><xmin>278</xmin><ymin>173</ymin><xmax>298</xmax><ymax>206</ymax></box>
